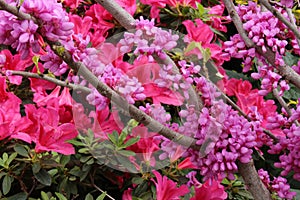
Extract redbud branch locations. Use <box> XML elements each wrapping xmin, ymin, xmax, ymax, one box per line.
<box><xmin>49</xmin><ymin>40</ymin><xmax>200</xmax><ymax>149</ymax></box>
<box><xmin>223</xmin><ymin>1</ymin><xmax>273</xmax><ymax>199</ymax></box>
<box><xmin>95</xmin><ymin>0</ymin><xmax>135</xmax><ymax>30</ymax></box>
<box><xmin>96</xmin><ymin>0</ymin><xmax>203</xmax><ymax>110</ymax></box>
<box><xmin>0</xmin><ymin>0</ymin><xmax>200</xmax><ymax>150</ymax></box>
<box><xmin>273</xmin><ymin>88</ymin><xmax>292</xmax><ymax>116</ymax></box>
<box><xmin>215</xmin><ymin>83</ymin><xmax>279</xmax><ymax>141</ymax></box>
<box><xmin>272</xmin><ymin>88</ymin><xmax>300</xmax><ymax>126</ymax></box>
<box><xmin>0</xmin><ymin>0</ymin><xmax>32</xmax><ymax>21</ymax></box>
<box><xmin>285</xmin><ymin>7</ymin><xmax>300</xmax><ymax>47</ymax></box>
<box><xmin>237</xmin><ymin>160</ymin><xmax>272</xmax><ymax>200</ymax></box>
<box><xmin>224</xmin><ymin>0</ymin><xmax>300</xmax><ymax>91</ymax></box>
<box><xmin>6</xmin><ymin>70</ymin><xmax>91</xmax><ymax>93</ymax></box>
<box><xmin>258</xmin><ymin>0</ymin><xmax>300</xmax><ymax>41</ymax></box>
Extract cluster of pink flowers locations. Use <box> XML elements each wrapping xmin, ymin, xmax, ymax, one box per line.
<box><xmin>0</xmin><ymin>0</ymin><xmax>74</xmax><ymax>59</ymax></box>
<box><xmin>225</xmin><ymin>78</ymin><xmax>284</xmax><ymax>145</ymax></box>
<box><xmin>268</xmin><ymin>122</ymin><xmax>300</xmax><ymax>180</ymax></box>
<box><xmin>119</xmin><ymin>17</ymin><xmax>179</xmax><ymax>60</ymax></box>
<box><xmin>189</xmin><ymin>99</ymin><xmax>257</xmax><ymax>181</ymax></box>
<box><xmin>223</xmin><ymin>2</ymin><xmax>291</xmax><ymax>96</ymax></box>
<box><xmin>258</xmin><ymin>169</ymin><xmax>296</xmax><ymax>199</ymax></box>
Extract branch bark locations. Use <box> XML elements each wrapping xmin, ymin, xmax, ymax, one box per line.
<box><xmin>0</xmin><ymin>0</ymin><xmax>200</xmax><ymax>150</ymax></box>
<box><xmin>7</xmin><ymin>70</ymin><xmax>91</xmax><ymax>93</ymax></box>
<box><xmin>259</xmin><ymin>0</ymin><xmax>300</xmax><ymax>41</ymax></box>
<box><xmin>237</xmin><ymin>160</ymin><xmax>272</xmax><ymax>200</ymax></box>
<box><xmin>224</xmin><ymin>0</ymin><xmax>300</xmax><ymax>90</ymax></box>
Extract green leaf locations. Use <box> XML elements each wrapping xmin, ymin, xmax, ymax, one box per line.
<box><xmin>200</xmin><ymin>47</ymin><xmax>211</xmax><ymax>64</ymax></box>
<box><xmin>7</xmin><ymin>192</ymin><xmax>27</xmax><ymax>200</ymax></box>
<box><xmin>85</xmin><ymin>193</ymin><xmax>94</xmax><ymax>200</ymax></box>
<box><xmin>41</xmin><ymin>191</ymin><xmax>49</xmax><ymax>200</ymax></box>
<box><xmin>116</xmin><ymin>155</ymin><xmax>137</xmax><ymax>173</ymax></box>
<box><xmin>78</xmin><ymin>148</ymin><xmax>90</xmax><ymax>154</ymax></box>
<box><xmin>32</xmin><ymin>162</ymin><xmax>41</xmax><ymax>174</ymax></box>
<box><xmin>232</xmin><ymin>180</ymin><xmax>243</xmax><ymax>187</ymax></box>
<box><xmin>118</xmin><ymin>130</ymin><xmax>128</xmax><ymax>146</ymax></box>
<box><xmin>117</xmin><ymin>150</ymin><xmax>136</xmax><ymax>157</ymax></box>
<box><xmin>2</xmin><ymin>175</ymin><xmax>13</xmax><ymax>195</ymax></box>
<box><xmin>283</xmin><ymin>52</ymin><xmax>299</xmax><ymax>67</ymax></box>
<box><xmin>68</xmin><ymin>139</ymin><xmax>84</xmax><ymax>146</ymax></box>
<box><xmin>108</xmin><ymin>131</ymin><xmax>119</xmax><ymax>146</ymax></box>
<box><xmin>185</xmin><ymin>41</ymin><xmax>200</xmax><ymax>54</ymax></box>
<box><xmin>197</xmin><ymin>3</ymin><xmax>206</xmax><ymax>16</ymax></box>
<box><xmin>2</xmin><ymin>153</ymin><xmax>8</xmax><ymax>163</ymax></box>
<box><xmin>34</xmin><ymin>169</ymin><xmax>51</xmax><ymax>186</ymax></box>
<box><xmin>14</xmin><ymin>145</ymin><xmax>29</xmax><ymax>157</ymax></box>
<box><xmin>283</xmin><ymin>85</ymin><xmax>300</xmax><ymax>100</ymax></box>
<box><xmin>132</xmin><ymin>177</ymin><xmax>144</xmax><ymax>185</ymax></box>
<box><xmin>120</xmin><ymin>137</ymin><xmax>140</xmax><ymax>149</ymax></box>
<box><xmin>237</xmin><ymin>190</ymin><xmax>254</xmax><ymax>199</ymax></box>
<box><xmin>96</xmin><ymin>192</ymin><xmax>107</xmax><ymax>200</ymax></box>
<box><xmin>5</xmin><ymin>152</ymin><xmax>17</xmax><ymax>168</ymax></box>
<box><xmin>32</xmin><ymin>55</ymin><xmax>41</xmax><ymax>74</ymax></box>
<box><xmin>60</xmin><ymin>155</ymin><xmax>70</xmax><ymax>166</ymax></box>
<box><xmin>55</xmin><ymin>192</ymin><xmax>68</xmax><ymax>200</ymax></box>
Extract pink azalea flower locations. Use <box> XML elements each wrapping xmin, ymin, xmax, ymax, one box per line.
<box><xmin>140</xmin><ymin>0</ymin><xmax>201</xmax><ymax>21</ymax></box>
<box><xmin>122</xmin><ymin>188</ymin><xmax>133</xmax><ymax>200</ymax></box>
<box><xmin>151</xmin><ymin>170</ymin><xmax>190</xmax><ymax>200</ymax></box>
<box><xmin>89</xmin><ymin>106</ymin><xmax>123</xmax><ymax>139</ymax></box>
<box><xmin>62</xmin><ymin>0</ymin><xmax>83</xmax><ymax>10</ymax></box>
<box><xmin>177</xmin><ymin>157</ymin><xmax>198</xmax><ymax>170</ymax></box>
<box><xmin>0</xmin><ymin>76</ymin><xmax>31</xmax><ymax>141</ymax></box>
<box><xmin>127</xmin><ymin>58</ymin><xmax>184</xmax><ymax>106</ymax></box>
<box><xmin>225</xmin><ymin>78</ymin><xmax>284</xmax><ymax>139</ymax></box>
<box><xmin>208</xmin><ymin>4</ymin><xmax>229</xmax><ymax>32</ymax></box>
<box><xmin>69</xmin><ymin>14</ymin><xmax>93</xmax><ymax>38</ymax></box>
<box><xmin>29</xmin><ymin>62</ymin><xmax>56</xmax><ymax>93</ymax></box>
<box><xmin>183</xmin><ymin>19</ymin><xmax>225</xmax><ymax>66</ymax></box>
<box><xmin>183</xmin><ymin>19</ymin><xmax>214</xmax><ymax>44</ymax></box>
<box><xmin>126</xmin><ymin>125</ymin><xmax>160</xmax><ymax>166</ymax></box>
<box><xmin>21</xmin><ymin>104</ymin><xmax>78</xmax><ymax>155</ymax></box>
<box><xmin>191</xmin><ymin>178</ymin><xmax>227</xmax><ymax>200</ymax></box>
<box><xmin>34</xmin><ymin>86</ymin><xmax>74</xmax><ymax>123</ymax></box>
<box><xmin>0</xmin><ymin>50</ymin><xmax>32</xmax><ymax>85</ymax></box>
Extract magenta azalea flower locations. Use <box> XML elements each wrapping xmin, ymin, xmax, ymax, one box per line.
<box><xmin>151</xmin><ymin>170</ymin><xmax>189</xmax><ymax>200</ymax></box>
<box><xmin>191</xmin><ymin>178</ymin><xmax>227</xmax><ymax>200</ymax></box>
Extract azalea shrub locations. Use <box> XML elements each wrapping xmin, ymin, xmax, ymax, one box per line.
<box><xmin>1</xmin><ymin>0</ymin><xmax>300</xmax><ymax>199</ymax></box>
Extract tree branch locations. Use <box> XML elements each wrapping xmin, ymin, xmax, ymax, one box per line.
<box><xmin>95</xmin><ymin>0</ymin><xmax>135</xmax><ymax>30</ymax></box>
<box><xmin>0</xmin><ymin>0</ymin><xmax>200</xmax><ymax>150</ymax></box>
<box><xmin>224</xmin><ymin>0</ymin><xmax>300</xmax><ymax>90</ymax></box>
<box><xmin>95</xmin><ymin>0</ymin><xmax>204</xmax><ymax>110</ymax></box>
<box><xmin>272</xmin><ymin>88</ymin><xmax>300</xmax><ymax>126</ymax></box>
<box><xmin>237</xmin><ymin>160</ymin><xmax>272</xmax><ymax>200</ymax></box>
<box><xmin>7</xmin><ymin>70</ymin><xmax>91</xmax><ymax>93</ymax></box>
<box><xmin>259</xmin><ymin>0</ymin><xmax>300</xmax><ymax>41</ymax></box>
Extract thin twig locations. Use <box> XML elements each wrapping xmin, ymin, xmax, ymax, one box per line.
<box><xmin>273</xmin><ymin>88</ymin><xmax>300</xmax><ymax>126</ymax></box>
<box><xmin>7</xmin><ymin>70</ymin><xmax>91</xmax><ymax>93</ymax></box>
<box><xmin>286</xmin><ymin>7</ymin><xmax>300</xmax><ymax>47</ymax></box>
<box><xmin>89</xmin><ymin>173</ymin><xmax>115</xmax><ymax>200</ymax></box>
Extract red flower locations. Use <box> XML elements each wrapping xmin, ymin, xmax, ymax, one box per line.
<box><xmin>0</xmin><ymin>50</ymin><xmax>32</xmax><ymax>85</ymax></box>
<box><xmin>191</xmin><ymin>178</ymin><xmax>227</xmax><ymax>200</ymax></box>
<box><xmin>151</xmin><ymin>170</ymin><xmax>190</xmax><ymax>200</ymax></box>
<box><xmin>183</xmin><ymin>19</ymin><xmax>225</xmax><ymax>66</ymax></box>
<box><xmin>19</xmin><ymin>104</ymin><xmax>78</xmax><ymax>155</ymax></box>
